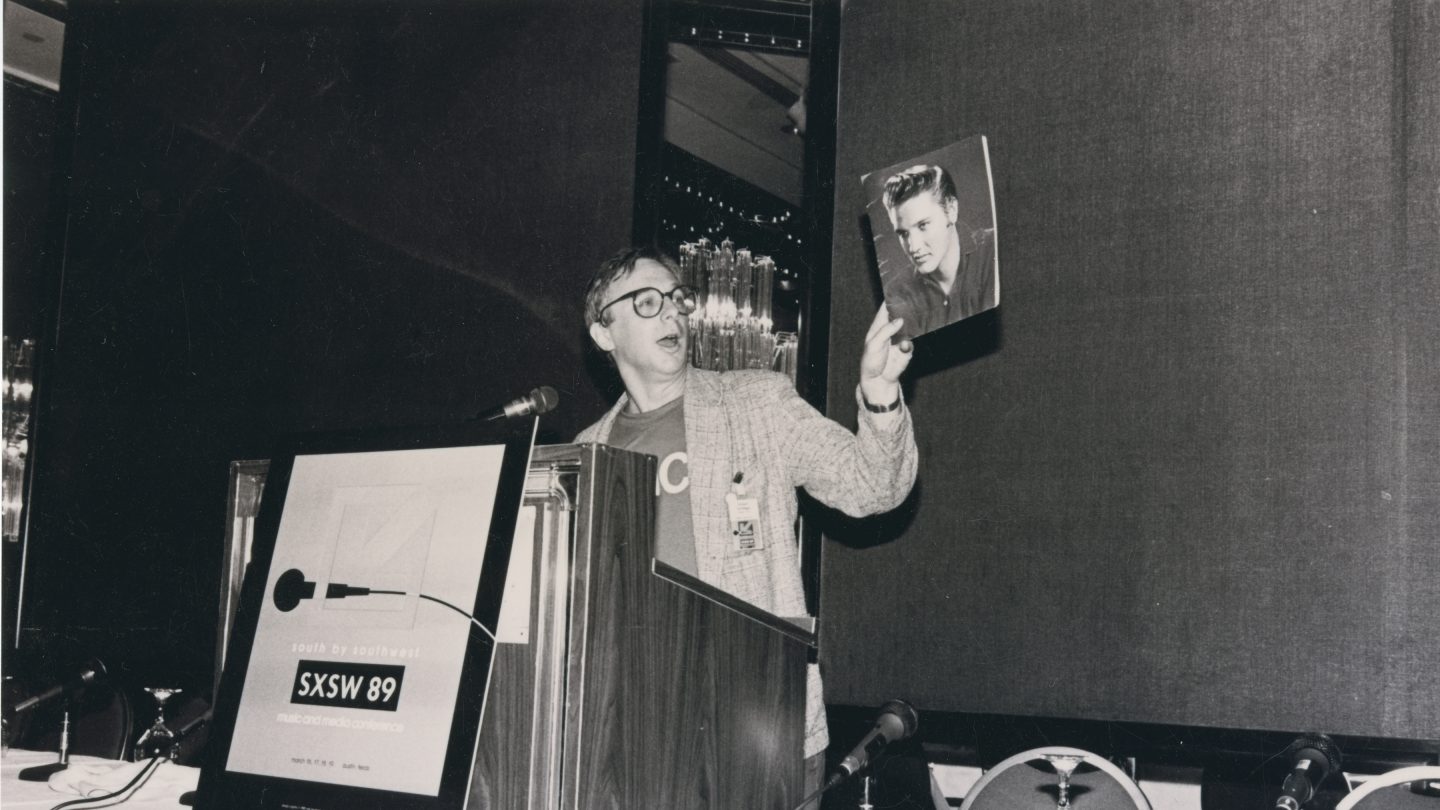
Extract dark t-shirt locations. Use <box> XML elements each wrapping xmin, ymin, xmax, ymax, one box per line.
<box><xmin>606</xmin><ymin>396</ymin><xmax>698</xmax><ymax>576</ymax></box>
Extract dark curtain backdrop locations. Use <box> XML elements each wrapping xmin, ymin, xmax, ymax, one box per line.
<box><xmin>4</xmin><ymin>80</ymin><xmax>62</xmax><ymax>653</ymax></box>
<box><xmin>821</xmin><ymin>0</ymin><xmax>1439</xmax><ymax>740</ymax></box>
<box><xmin>4</xmin><ymin>81</ymin><xmax>59</xmax><ymax>339</ymax></box>
<box><xmin>20</xmin><ymin>1</ymin><xmax>645</xmax><ymax>691</ymax></box>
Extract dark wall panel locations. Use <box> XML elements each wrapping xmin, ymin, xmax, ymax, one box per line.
<box><xmin>4</xmin><ymin>80</ymin><xmax>59</xmax><ymax>337</ymax></box>
<box><xmin>21</xmin><ymin>1</ymin><xmax>644</xmax><ymax>689</ymax></box>
<box><xmin>821</xmin><ymin>0</ymin><xmax>1439</xmax><ymax>740</ymax></box>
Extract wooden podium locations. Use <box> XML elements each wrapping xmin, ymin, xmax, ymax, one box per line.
<box><xmin>469</xmin><ymin>443</ymin><xmax>813</xmax><ymax>809</ymax></box>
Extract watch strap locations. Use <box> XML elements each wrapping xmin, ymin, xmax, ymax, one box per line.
<box><xmin>862</xmin><ymin>392</ymin><xmax>902</xmax><ymax>413</ymax></box>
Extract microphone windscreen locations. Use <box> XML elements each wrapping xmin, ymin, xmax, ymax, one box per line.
<box><xmin>273</xmin><ymin>568</ymin><xmax>315</xmax><ymax>612</ymax></box>
<box><xmin>877</xmin><ymin>699</ymin><xmax>920</xmax><ymax>741</ymax></box>
<box><xmin>531</xmin><ymin>386</ymin><xmax>560</xmax><ymax>415</ymax></box>
<box><xmin>1292</xmin><ymin>733</ymin><xmax>1342</xmax><ymax>776</ymax></box>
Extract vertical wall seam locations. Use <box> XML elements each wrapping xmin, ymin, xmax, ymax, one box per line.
<box><xmin>1381</xmin><ymin>0</ymin><xmax>1412</xmax><ymax>735</ymax></box>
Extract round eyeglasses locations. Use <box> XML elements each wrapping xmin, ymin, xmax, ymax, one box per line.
<box><xmin>599</xmin><ymin>285</ymin><xmax>698</xmax><ymax>321</ymax></box>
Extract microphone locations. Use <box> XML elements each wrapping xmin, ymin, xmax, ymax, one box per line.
<box><xmin>476</xmin><ymin>386</ymin><xmax>558</xmax><ymax>421</ymax></box>
<box><xmin>272</xmin><ymin>569</ymin><xmax>379</xmax><ymax>612</ymax></box>
<box><xmin>7</xmin><ymin>658</ymin><xmax>107</xmax><ymax>715</ymax></box>
<box><xmin>269</xmin><ymin>569</ymin><xmax>488</xmax><ymax>636</ymax></box>
<box><xmin>1275</xmin><ymin>733</ymin><xmax>1342</xmax><ymax>810</ymax></box>
<box><xmin>827</xmin><ymin>699</ymin><xmax>919</xmax><ymax>788</ymax></box>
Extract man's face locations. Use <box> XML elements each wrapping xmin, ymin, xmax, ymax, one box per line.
<box><xmin>588</xmin><ymin>258</ymin><xmax>690</xmax><ymax>381</ymax></box>
<box><xmin>890</xmin><ymin>191</ymin><xmax>960</xmax><ymax>275</ymax></box>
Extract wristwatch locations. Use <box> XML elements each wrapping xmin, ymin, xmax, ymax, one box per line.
<box><xmin>862</xmin><ymin>391</ymin><xmax>902</xmax><ymax>413</ymax></box>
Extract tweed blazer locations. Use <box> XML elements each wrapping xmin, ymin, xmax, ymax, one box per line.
<box><xmin>575</xmin><ymin>367</ymin><xmax>919</xmax><ymax>756</ymax></box>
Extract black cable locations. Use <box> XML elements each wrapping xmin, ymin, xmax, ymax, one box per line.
<box><xmin>417</xmin><ymin>593</ymin><xmax>496</xmax><ymax>642</ymax></box>
<box><xmin>312</xmin><ymin>583</ymin><xmax>495</xmax><ymax>640</ymax></box>
<box><xmin>47</xmin><ymin>756</ymin><xmax>163</xmax><ymax>810</ymax></box>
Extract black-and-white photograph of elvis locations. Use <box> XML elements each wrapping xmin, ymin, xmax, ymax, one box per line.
<box><xmin>863</xmin><ymin>135</ymin><xmax>998</xmax><ymax>341</ymax></box>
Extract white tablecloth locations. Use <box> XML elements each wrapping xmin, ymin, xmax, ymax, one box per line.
<box><xmin>0</xmin><ymin>749</ymin><xmax>197</xmax><ymax>809</ymax></box>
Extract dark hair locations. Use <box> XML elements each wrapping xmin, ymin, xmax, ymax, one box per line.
<box><xmin>881</xmin><ymin>164</ymin><xmax>958</xmax><ymax>213</ymax></box>
<box><xmin>584</xmin><ymin>246</ymin><xmax>682</xmax><ymax>327</ymax></box>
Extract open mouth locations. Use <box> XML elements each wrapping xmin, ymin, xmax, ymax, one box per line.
<box><xmin>657</xmin><ymin>333</ymin><xmax>682</xmax><ymax>350</ymax></box>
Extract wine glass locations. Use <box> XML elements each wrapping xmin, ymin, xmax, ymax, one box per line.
<box><xmin>1042</xmin><ymin>753</ymin><xmax>1084</xmax><ymax>809</ymax></box>
<box><xmin>133</xmin><ymin>687</ymin><xmax>183</xmax><ymax>761</ymax></box>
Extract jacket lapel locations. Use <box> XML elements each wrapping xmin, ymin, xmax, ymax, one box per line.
<box><xmin>588</xmin><ymin>394</ymin><xmax>628</xmax><ymax>444</ymax></box>
<box><xmin>682</xmin><ymin>369</ymin><xmax>729</xmax><ymax>584</ymax></box>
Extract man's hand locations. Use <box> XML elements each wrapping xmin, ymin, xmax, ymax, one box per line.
<box><xmin>859</xmin><ymin>303</ymin><xmax>913</xmax><ymax>408</ymax></box>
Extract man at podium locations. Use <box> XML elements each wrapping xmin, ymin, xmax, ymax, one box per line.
<box><xmin>577</xmin><ymin>246</ymin><xmax>919</xmax><ymax>788</ymax></box>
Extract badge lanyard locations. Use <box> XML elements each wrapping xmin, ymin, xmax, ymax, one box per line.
<box><xmin>720</xmin><ymin>389</ymin><xmax>763</xmax><ymax>551</ymax></box>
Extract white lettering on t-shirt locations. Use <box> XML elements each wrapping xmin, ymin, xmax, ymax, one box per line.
<box><xmin>658</xmin><ymin>451</ymin><xmax>690</xmax><ymax>495</ymax></box>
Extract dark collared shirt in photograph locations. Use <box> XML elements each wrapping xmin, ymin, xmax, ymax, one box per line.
<box><xmin>887</xmin><ymin>227</ymin><xmax>996</xmax><ymax>339</ymax></box>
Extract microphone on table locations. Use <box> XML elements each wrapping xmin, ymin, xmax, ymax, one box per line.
<box><xmin>827</xmin><ymin>699</ymin><xmax>920</xmax><ymax>788</ymax></box>
<box><xmin>9</xmin><ymin>659</ymin><xmax>108</xmax><ymax>782</ymax></box>
<box><xmin>476</xmin><ymin>386</ymin><xmax>558</xmax><ymax>421</ymax></box>
<box><xmin>6</xmin><ymin>658</ymin><xmax>107</xmax><ymax>716</ymax></box>
<box><xmin>1274</xmin><ymin>733</ymin><xmax>1343</xmax><ymax>810</ymax></box>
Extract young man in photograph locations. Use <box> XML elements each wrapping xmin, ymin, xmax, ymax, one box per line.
<box><xmin>882</xmin><ymin>164</ymin><xmax>997</xmax><ymax>339</ymax></box>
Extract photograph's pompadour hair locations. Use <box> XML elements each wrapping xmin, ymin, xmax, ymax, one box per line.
<box><xmin>882</xmin><ymin>164</ymin><xmax>958</xmax><ymax>213</ymax></box>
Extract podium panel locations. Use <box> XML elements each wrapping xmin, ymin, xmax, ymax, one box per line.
<box><xmin>469</xmin><ymin>443</ymin><xmax>810</xmax><ymax>809</ymax></box>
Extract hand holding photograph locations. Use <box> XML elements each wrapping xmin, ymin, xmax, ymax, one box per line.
<box><xmin>862</xmin><ymin>135</ymin><xmax>999</xmax><ymax>341</ymax></box>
